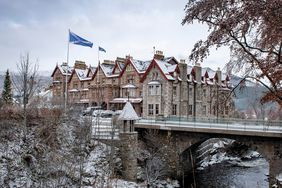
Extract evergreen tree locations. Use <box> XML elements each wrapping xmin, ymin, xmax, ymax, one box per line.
<box><xmin>2</xmin><ymin>69</ymin><xmax>13</xmax><ymax>104</ymax></box>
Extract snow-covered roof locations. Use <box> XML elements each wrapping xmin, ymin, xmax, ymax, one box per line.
<box><xmin>148</xmin><ymin>80</ymin><xmax>161</xmax><ymax>85</ymax></box>
<box><xmin>131</xmin><ymin>59</ymin><xmax>151</xmax><ymax>74</ymax></box>
<box><xmin>201</xmin><ymin>68</ymin><xmax>208</xmax><ymax>77</ymax></box>
<box><xmin>110</xmin><ymin>98</ymin><xmax>142</xmax><ymax>104</ymax></box>
<box><xmin>79</xmin><ymin>99</ymin><xmax>90</xmax><ymax>102</ymax></box>
<box><xmin>58</xmin><ymin>64</ymin><xmax>73</xmax><ymax>76</ymax></box>
<box><xmin>167</xmin><ymin>64</ymin><xmax>177</xmax><ymax>73</ymax></box>
<box><xmin>204</xmin><ymin>68</ymin><xmax>217</xmax><ymax>78</ymax></box>
<box><xmin>118</xmin><ymin>102</ymin><xmax>140</xmax><ymax>120</ymax></box>
<box><xmin>69</xmin><ymin>89</ymin><xmax>79</xmax><ymax>92</ymax></box>
<box><xmin>155</xmin><ymin>59</ymin><xmax>175</xmax><ymax>80</ymax></box>
<box><xmin>187</xmin><ymin>65</ymin><xmax>193</xmax><ymax>75</ymax></box>
<box><xmin>89</xmin><ymin>66</ymin><xmax>97</xmax><ymax>75</ymax></box>
<box><xmin>100</xmin><ymin>63</ymin><xmax>115</xmax><ymax>77</ymax></box>
<box><xmin>121</xmin><ymin>84</ymin><xmax>137</xmax><ymax>89</ymax></box>
<box><xmin>75</xmin><ymin>68</ymin><xmax>90</xmax><ymax>81</ymax></box>
<box><xmin>221</xmin><ymin>73</ymin><xmax>228</xmax><ymax>81</ymax></box>
<box><xmin>117</xmin><ymin>61</ymin><xmax>125</xmax><ymax>71</ymax></box>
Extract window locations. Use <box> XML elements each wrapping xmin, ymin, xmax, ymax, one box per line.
<box><xmin>155</xmin><ymin>104</ymin><xmax>159</xmax><ymax>115</ymax></box>
<box><xmin>196</xmin><ymin>87</ymin><xmax>201</xmax><ymax>100</ymax></box>
<box><xmin>172</xmin><ymin>104</ymin><xmax>177</xmax><ymax>115</ymax></box>
<box><xmin>188</xmin><ymin>105</ymin><xmax>193</xmax><ymax>115</ymax></box>
<box><xmin>173</xmin><ymin>86</ymin><xmax>177</xmax><ymax>96</ymax></box>
<box><xmin>148</xmin><ymin>104</ymin><xmax>154</xmax><ymax>115</ymax></box>
<box><xmin>129</xmin><ymin>89</ymin><xmax>135</xmax><ymax>97</ymax></box>
<box><xmin>149</xmin><ymin>85</ymin><xmax>154</xmax><ymax>95</ymax></box>
<box><xmin>203</xmin><ymin>89</ymin><xmax>206</xmax><ymax>98</ymax></box>
<box><xmin>73</xmin><ymin>82</ymin><xmax>78</xmax><ymax>88</ymax></box>
<box><xmin>152</xmin><ymin>72</ymin><xmax>159</xmax><ymax>80</ymax></box>
<box><xmin>81</xmin><ymin>82</ymin><xmax>84</xmax><ymax>88</ymax></box>
<box><xmin>155</xmin><ymin>85</ymin><xmax>160</xmax><ymax>95</ymax></box>
<box><xmin>189</xmin><ymin>87</ymin><xmax>193</xmax><ymax>96</ymax></box>
<box><xmin>203</xmin><ymin>105</ymin><xmax>206</xmax><ymax>115</ymax></box>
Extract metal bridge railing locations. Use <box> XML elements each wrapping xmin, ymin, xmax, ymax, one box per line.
<box><xmin>136</xmin><ymin>116</ymin><xmax>282</xmax><ymax>132</ymax></box>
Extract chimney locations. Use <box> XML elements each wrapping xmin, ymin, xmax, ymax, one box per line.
<box><xmin>194</xmin><ymin>63</ymin><xmax>202</xmax><ymax>83</ymax></box>
<box><xmin>74</xmin><ymin>60</ymin><xmax>87</xmax><ymax>70</ymax></box>
<box><xmin>103</xmin><ymin>60</ymin><xmax>115</xmax><ymax>65</ymax></box>
<box><xmin>178</xmin><ymin>59</ymin><xmax>187</xmax><ymax>81</ymax></box>
<box><xmin>154</xmin><ymin>50</ymin><xmax>164</xmax><ymax>60</ymax></box>
<box><xmin>126</xmin><ymin>55</ymin><xmax>133</xmax><ymax>60</ymax></box>
<box><xmin>216</xmin><ymin>67</ymin><xmax>222</xmax><ymax>84</ymax></box>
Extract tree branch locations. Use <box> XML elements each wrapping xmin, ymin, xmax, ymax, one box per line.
<box><xmin>243</xmin><ymin>35</ymin><xmax>278</xmax><ymax>56</ymax></box>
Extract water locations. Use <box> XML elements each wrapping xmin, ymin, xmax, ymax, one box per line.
<box><xmin>194</xmin><ymin>158</ymin><xmax>269</xmax><ymax>188</ymax></box>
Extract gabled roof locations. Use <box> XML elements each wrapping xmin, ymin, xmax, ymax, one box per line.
<box><xmin>91</xmin><ymin>62</ymin><xmax>119</xmax><ymax>80</ymax></box>
<box><xmin>130</xmin><ymin>59</ymin><xmax>151</xmax><ymax>74</ymax></box>
<box><xmin>119</xmin><ymin>58</ymin><xmax>151</xmax><ymax>79</ymax></box>
<box><xmin>87</xmin><ymin>66</ymin><xmax>97</xmax><ymax>77</ymax></box>
<box><xmin>51</xmin><ymin>64</ymin><xmax>73</xmax><ymax>77</ymax></box>
<box><xmin>112</xmin><ymin>60</ymin><xmax>125</xmax><ymax>75</ymax></box>
<box><xmin>141</xmin><ymin>59</ymin><xmax>177</xmax><ymax>82</ymax></box>
<box><xmin>203</xmin><ymin>67</ymin><xmax>217</xmax><ymax>79</ymax></box>
<box><xmin>68</xmin><ymin>68</ymin><xmax>91</xmax><ymax>82</ymax></box>
<box><xmin>162</xmin><ymin>56</ymin><xmax>179</xmax><ymax>65</ymax></box>
<box><xmin>100</xmin><ymin>63</ymin><xmax>118</xmax><ymax>77</ymax></box>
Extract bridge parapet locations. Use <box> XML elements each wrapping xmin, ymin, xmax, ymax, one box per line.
<box><xmin>139</xmin><ymin>116</ymin><xmax>282</xmax><ymax>127</ymax></box>
<box><xmin>135</xmin><ymin>117</ymin><xmax>282</xmax><ymax>138</ymax></box>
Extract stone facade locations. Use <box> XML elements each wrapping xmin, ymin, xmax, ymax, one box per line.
<box><xmin>51</xmin><ymin>52</ymin><xmax>234</xmax><ymax>118</ymax></box>
<box><xmin>119</xmin><ymin>132</ymin><xmax>138</xmax><ymax>182</ymax></box>
<box><xmin>141</xmin><ymin>56</ymin><xmax>234</xmax><ymax>119</ymax></box>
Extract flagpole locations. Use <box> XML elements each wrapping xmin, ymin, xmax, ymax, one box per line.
<box><xmin>65</xmin><ymin>29</ymin><xmax>70</xmax><ymax>112</ymax></box>
<box><xmin>97</xmin><ymin>46</ymin><xmax>100</xmax><ymax>106</ymax></box>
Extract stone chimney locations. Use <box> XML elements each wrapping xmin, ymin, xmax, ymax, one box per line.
<box><xmin>178</xmin><ymin>59</ymin><xmax>187</xmax><ymax>81</ymax></box>
<box><xmin>216</xmin><ymin>67</ymin><xmax>222</xmax><ymax>84</ymax></box>
<box><xmin>194</xmin><ymin>63</ymin><xmax>202</xmax><ymax>83</ymax></box>
<box><xmin>74</xmin><ymin>60</ymin><xmax>87</xmax><ymax>70</ymax></box>
<box><xmin>116</xmin><ymin>57</ymin><xmax>126</xmax><ymax>63</ymax></box>
<box><xmin>103</xmin><ymin>60</ymin><xmax>115</xmax><ymax>65</ymax></box>
<box><xmin>154</xmin><ymin>50</ymin><xmax>164</xmax><ymax>60</ymax></box>
<box><xmin>126</xmin><ymin>55</ymin><xmax>133</xmax><ymax>60</ymax></box>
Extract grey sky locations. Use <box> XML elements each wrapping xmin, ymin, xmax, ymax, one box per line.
<box><xmin>0</xmin><ymin>0</ymin><xmax>229</xmax><ymax>72</ymax></box>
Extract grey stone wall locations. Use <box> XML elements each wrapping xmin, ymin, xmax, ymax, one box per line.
<box><xmin>119</xmin><ymin>132</ymin><xmax>138</xmax><ymax>182</ymax></box>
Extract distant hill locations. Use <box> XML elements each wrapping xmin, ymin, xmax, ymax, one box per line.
<box><xmin>0</xmin><ymin>71</ymin><xmax>52</xmax><ymax>94</ymax></box>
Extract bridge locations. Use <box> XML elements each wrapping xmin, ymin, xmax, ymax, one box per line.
<box><xmin>135</xmin><ymin>117</ymin><xmax>282</xmax><ymax>138</ymax></box>
<box><xmin>134</xmin><ymin>117</ymin><xmax>282</xmax><ymax>187</ymax></box>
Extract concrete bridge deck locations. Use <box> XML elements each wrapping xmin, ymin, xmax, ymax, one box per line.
<box><xmin>135</xmin><ymin>118</ymin><xmax>282</xmax><ymax>138</ymax></box>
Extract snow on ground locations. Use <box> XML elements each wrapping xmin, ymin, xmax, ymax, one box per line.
<box><xmin>197</xmin><ymin>139</ymin><xmax>262</xmax><ymax>170</ymax></box>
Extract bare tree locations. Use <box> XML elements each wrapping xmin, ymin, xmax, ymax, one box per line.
<box><xmin>182</xmin><ymin>0</ymin><xmax>282</xmax><ymax>106</ymax></box>
<box><xmin>13</xmin><ymin>53</ymin><xmax>39</xmax><ymax>140</ymax></box>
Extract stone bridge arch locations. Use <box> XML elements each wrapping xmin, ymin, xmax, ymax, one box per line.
<box><xmin>135</xmin><ymin>127</ymin><xmax>282</xmax><ymax>187</ymax></box>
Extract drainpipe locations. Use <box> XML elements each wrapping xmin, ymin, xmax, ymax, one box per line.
<box><xmin>187</xmin><ymin>81</ymin><xmax>189</xmax><ymax>119</ymax></box>
<box><xmin>193</xmin><ymin>82</ymin><xmax>196</xmax><ymax>121</ymax></box>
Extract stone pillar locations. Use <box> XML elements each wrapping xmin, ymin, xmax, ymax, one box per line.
<box><xmin>258</xmin><ymin>141</ymin><xmax>282</xmax><ymax>188</ymax></box>
<box><xmin>269</xmin><ymin>157</ymin><xmax>282</xmax><ymax>188</ymax></box>
<box><xmin>119</xmin><ymin>132</ymin><xmax>138</xmax><ymax>182</ymax></box>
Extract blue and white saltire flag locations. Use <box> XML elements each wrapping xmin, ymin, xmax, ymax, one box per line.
<box><xmin>69</xmin><ymin>31</ymin><xmax>93</xmax><ymax>48</ymax></box>
<box><xmin>98</xmin><ymin>46</ymin><xmax>106</xmax><ymax>53</ymax></box>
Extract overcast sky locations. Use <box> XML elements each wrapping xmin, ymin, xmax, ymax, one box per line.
<box><xmin>0</xmin><ymin>0</ymin><xmax>230</xmax><ymax>72</ymax></box>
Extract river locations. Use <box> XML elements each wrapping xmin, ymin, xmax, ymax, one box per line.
<box><xmin>193</xmin><ymin>158</ymin><xmax>268</xmax><ymax>188</ymax></box>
